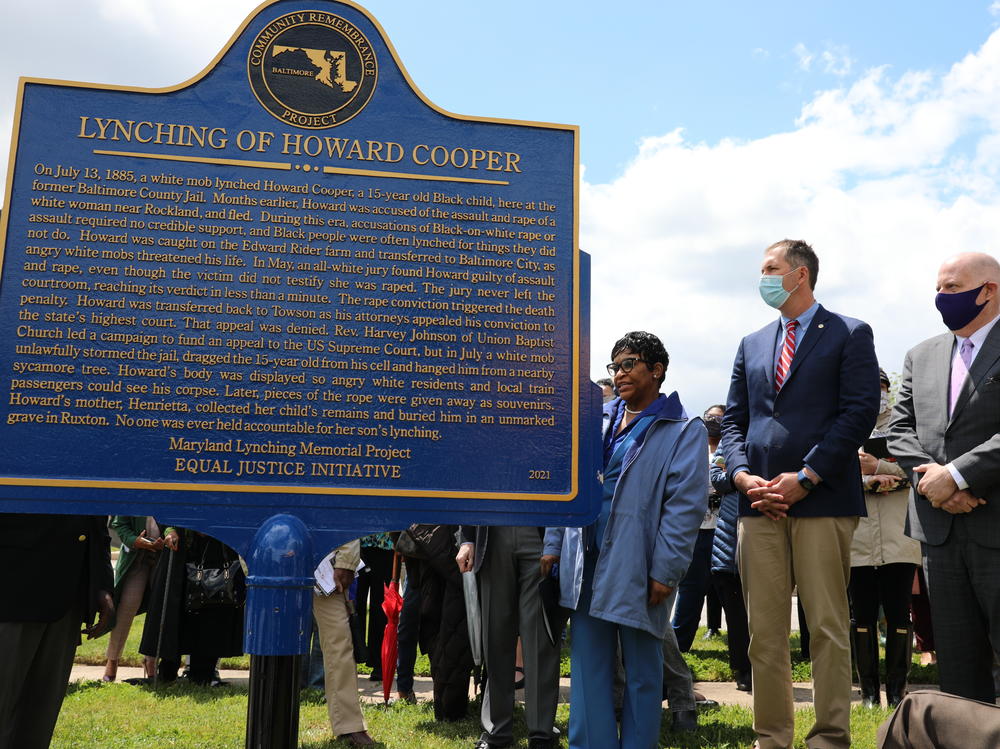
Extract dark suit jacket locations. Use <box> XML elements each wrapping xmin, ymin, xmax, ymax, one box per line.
<box><xmin>887</xmin><ymin>322</ymin><xmax>1000</xmax><ymax>547</ymax></box>
<box><xmin>0</xmin><ymin>514</ymin><xmax>113</xmax><ymax>624</ymax></box>
<box><xmin>458</xmin><ymin>526</ymin><xmax>544</xmax><ymax>573</ymax></box>
<box><xmin>720</xmin><ymin>304</ymin><xmax>880</xmax><ymax>517</ymax></box>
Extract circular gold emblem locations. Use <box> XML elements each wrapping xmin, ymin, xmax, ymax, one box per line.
<box><xmin>248</xmin><ymin>12</ymin><xmax>377</xmax><ymax>129</ymax></box>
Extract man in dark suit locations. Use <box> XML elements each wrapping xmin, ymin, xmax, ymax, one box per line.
<box><xmin>0</xmin><ymin>514</ymin><xmax>114</xmax><ymax>749</ymax></box>
<box><xmin>456</xmin><ymin>526</ymin><xmax>559</xmax><ymax>749</ymax></box>
<box><xmin>887</xmin><ymin>251</ymin><xmax>1000</xmax><ymax>702</ymax></box>
<box><xmin>720</xmin><ymin>239</ymin><xmax>879</xmax><ymax>749</ymax></box>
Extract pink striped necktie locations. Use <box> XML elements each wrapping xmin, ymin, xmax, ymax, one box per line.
<box><xmin>775</xmin><ymin>319</ymin><xmax>798</xmax><ymax>391</ymax></box>
<box><xmin>949</xmin><ymin>338</ymin><xmax>975</xmax><ymax>415</ymax></box>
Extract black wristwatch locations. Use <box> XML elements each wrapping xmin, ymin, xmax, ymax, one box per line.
<box><xmin>797</xmin><ymin>469</ymin><xmax>816</xmax><ymax>492</ymax></box>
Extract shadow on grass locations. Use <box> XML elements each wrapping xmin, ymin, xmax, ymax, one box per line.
<box><xmin>300</xmin><ymin>740</ymin><xmax>389</xmax><ymax>749</ymax></box>
<box><xmin>661</xmin><ymin>707</ymin><xmax>757</xmax><ymax>748</ymax></box>
<box><xmin>66</xmin><ymin>678</ymin><xmax>250</xmax><ymax>704</ymax></box>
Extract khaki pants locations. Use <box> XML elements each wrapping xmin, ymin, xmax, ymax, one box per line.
<box><xmin>313</xmin><ymin>591</ymin><xmax>366</xmax><ymax>736</ymax></box>
<box><xmin>738</xmin><ymin>515</ymin><xmax>857</xmax><ymax>749</ymax></box>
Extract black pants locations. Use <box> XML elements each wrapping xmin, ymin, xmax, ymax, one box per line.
<box><xmin>0</xmin><ymin>604</ymin><xmax>81</xmax><ymax>749</ymax></box>
<box><xmin>849</xmin><ymin>563</ymin><xmax>916</xmax><ymax>633</ymax></box>
<box><xmin>711</xmin><ymin>571</ymin><xmax>751</xmax><ymax>675</ymax></box>
<box><xmin>396</xmin><ymin>559</ymin><xmax>421</xmax><ymax>694</ymax></box>
<box><xmin>911</xmin><ymin>566</ymin><xmax>934</xmax><ymax>653</ymax></box>
<box><xmin>356</xmin><ymin>546</ymin><xmax>394</xmax><ymax>672</ymax></box>
<box><xmin>923</xmin><ymin>519</ymin><xmax>1000</xmax><ymax>702</ymax></box>
<box><xmin>158</xmin><ymin>653</ymin><xmax>217</xmax><ymax>684</ymax></box>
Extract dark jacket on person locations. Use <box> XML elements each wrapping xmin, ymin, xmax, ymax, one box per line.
<box><xmin>0</xmin><ymin>513</ymin><xmax>113</xmax><ymax>626</ymax></box>
<box><xmin>709</xmin><ymin>464</ymin><xmax>739</xmax><ymax>576</ymax></box>
<box><xmin>720</xmin><ymin>304</ymin><xmax>880</xmax><ymax>517</ymax></box>
<box><xmin>139</xmin><ymin>527</ymin><xmax>245</xmax><ymax>660</ymax></box>
<box><xmin>405</xmin><ymin>524</ymin><xmax>474</xmax><ymax>721</ymax></box>
<box><xmin>458</xmin><ymin>525</ymin><xmax>545</xmax><ymax>574</ymax></box>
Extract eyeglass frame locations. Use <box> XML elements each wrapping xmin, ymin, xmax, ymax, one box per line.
<box><xmin>606</xmin><ymin>357</ymin><xmax>648</xmax><ymax>376</ymax></box>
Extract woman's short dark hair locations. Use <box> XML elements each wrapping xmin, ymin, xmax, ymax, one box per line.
<box><xmin>610</xmin><ymin>331</ymin><xmax>669</xmax><ymax>384</ymax></box>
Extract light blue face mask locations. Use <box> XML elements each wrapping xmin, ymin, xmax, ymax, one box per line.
<box><xmin>758</xmin><ymin>269</ymin><xmax>799</xmax><ymax>309</ymax></box>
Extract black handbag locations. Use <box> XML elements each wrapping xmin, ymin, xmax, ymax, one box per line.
<box><xmin>185</xmin><ymin>541</ymin><xmax>245</xmax><ymax>612</ymax></box>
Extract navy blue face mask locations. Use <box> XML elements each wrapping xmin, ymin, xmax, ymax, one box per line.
<box><xmin>935</xmin><ymin>283</ymin><xmax>988</xmax><ymax>331</ymax></box>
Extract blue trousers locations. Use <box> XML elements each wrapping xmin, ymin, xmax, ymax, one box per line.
<box><xmin>569</xmin><ymin>573</ymin><xmax>664</xmax><ymax>749</ymax></box>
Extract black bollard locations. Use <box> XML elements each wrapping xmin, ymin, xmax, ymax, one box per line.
<box><xmin>246</xmin><ymin>654</ymin><xmax>301</xmax><ymax>749</ymax></box>
<box><xmin>242</xmin><ymin>514</ymin><xmax>316</xmax><ymax>749</ymax></box>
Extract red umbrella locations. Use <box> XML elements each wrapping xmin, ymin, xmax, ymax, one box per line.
<box><xmin>380</xmin><ymin>551</ymin><xmax>403</xmax><ymax>703</ymax></box>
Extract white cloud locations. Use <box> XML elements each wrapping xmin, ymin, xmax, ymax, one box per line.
<box><xmin>820</xmin><ymin>44</ymin><xmax>853</xmax><ymax>76</ymax></box>
<box><xmin>793</xmin><ymin>41</ymin><xmax>853</xmax><ymax>77</ymax></box>
<box><xmin>0</xmin><ymin>0</ymin><xmax>263</xmax><ymax>198</ymax></box>
<box><xmin>583</xmin><ymin>28</ymin><xmax>1000</xmax><ymax>411</ymax></box>
<box><xmin>990</xmin><ymin>0</ymin><xmax>1000</xmax><ymax>17</ymax></box>
<box><xmin>794</xmin><ymin>42</ymin><xmax>814</xmax><ymax>72</ymax></box>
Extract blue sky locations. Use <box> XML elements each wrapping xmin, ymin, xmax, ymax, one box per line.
<box><xmin>2</xmin><ymin>0</ymin><xmax>1000</xmax><ymax>410</ymax></box>
<box><xmin>371</xmin><ymin>1</ymin><xmax>998</xmax><ymax>182</ymax></box>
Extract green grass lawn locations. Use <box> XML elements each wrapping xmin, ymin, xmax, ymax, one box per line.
<box><xmin>78</xmin><ymin>619</ymin><xmax>937</xmax><ymax>685</ymax></box>
<box><xmin>53</xmin><ymin>681</ymin><xmax>894</xmax><ymax>749</ymax></box>
<box><xmin>69</xmin><ymin>619</ymin><xmax>928</xmax><ymax>747</ymax></box>
<box><xmin>682</xmin><ymin>628</ymin><xmax>939</xmax><ymax>685</ymax></box>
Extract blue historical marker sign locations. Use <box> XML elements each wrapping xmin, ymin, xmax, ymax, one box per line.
<box><xmin>0</xmin><ymin>0</ymin><xmax>600</xmax><ymax>572</ymax></box>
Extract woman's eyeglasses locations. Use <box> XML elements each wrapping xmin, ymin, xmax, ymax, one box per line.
<box><xmin>606</xmin><ymin>357</ymin><xmax>647</xmax><ymax>376</ymax></box>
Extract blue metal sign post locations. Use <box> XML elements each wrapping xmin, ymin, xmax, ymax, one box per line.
<box><xmin>0</xmin><ymin>1</ymin><xmax>600</xmax><ymax>744</ymax></box>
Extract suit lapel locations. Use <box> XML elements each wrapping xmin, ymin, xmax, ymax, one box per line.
<box><xmin>760</xmin><ymin>320</ymin><xmax>781</xmax><ymax>390</ymax></box>
<box><xmin>950</xmin><ymin>322</ymin><xmax>1000</xmax><ymax>425</ymax></box>
<box><xmin>783</xmin><ymin>304</ymin><xmax>828</xmax><ymax>386</ymax></box>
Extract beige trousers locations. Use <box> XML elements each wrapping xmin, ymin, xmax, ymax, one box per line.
<box><xmin>313</xmin><ymin>591</ymin><xmax>366</xmax><ymax>736</ymax></box>
<box><xmin>105</xmin><ymin>552</ymin><xmax>155</xmax><ymax>661</ymax></box>
<box><xmin>738</xmin><ymin>515</ymin><xmax>857</xmax><ymax>749</ymax></box>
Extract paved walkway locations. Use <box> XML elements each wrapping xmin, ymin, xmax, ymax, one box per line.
<box><xmin>69</xmin><ymin>663</ymin><xmax>937</xmax><ymax>709</ymax></box>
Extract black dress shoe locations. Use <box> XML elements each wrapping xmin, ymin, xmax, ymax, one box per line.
<box><xmin>473</xmin><ymin>738</ymin><xmax>511</xmax><ymax>749</ymax></box>
<box><xmin>671</xmin><ymin>708</ymin><xmax>698</xmax><ymax>732</ymax></box>
<box><xmin>527</xmin><ymin>739</ymin><xmax>556</xmax><ymax>749</ymax></box>
<box><xmin>734</xmin><ymin>669</ymin><xmax>752</xmax><ymax>692</ymax></box>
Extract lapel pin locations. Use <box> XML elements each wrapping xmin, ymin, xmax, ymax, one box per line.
<box><xmin>818</xmin><ymin>323</ymin><xmax>824</xmax><ymax>328</ymax></box>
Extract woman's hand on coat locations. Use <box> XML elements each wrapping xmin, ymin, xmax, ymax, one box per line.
<box><xmin>648</xmin><ymin>578</ymin><xmax>673</xmax><ymax>607</ymax></box>
<box><xmin>539</xmin><ymin>554</ymin><xmax>559</xmax><ymax>579</ymax></box>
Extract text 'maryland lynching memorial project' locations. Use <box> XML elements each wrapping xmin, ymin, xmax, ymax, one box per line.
<box><xmin>0</xmin><ymin>0</ymin><xmax>600</xmax><ymax>667</ymax></box>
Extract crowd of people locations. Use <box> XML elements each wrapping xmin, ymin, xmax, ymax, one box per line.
<box><xmin>2</xmin><ymin>239</ymin><xmax>1000</xmax><ymax>749</ymax></box>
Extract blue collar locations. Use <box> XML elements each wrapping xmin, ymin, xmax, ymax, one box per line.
<box><xmin>780</xmin><ymin>300</ymin><xmax>820</xmax><ymax>334</ymax></box>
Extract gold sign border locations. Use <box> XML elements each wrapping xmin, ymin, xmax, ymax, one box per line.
<box><xmin>0</xmin><ymin>0</ymin><xmax>582</xmax><ymax>504</ymax></box>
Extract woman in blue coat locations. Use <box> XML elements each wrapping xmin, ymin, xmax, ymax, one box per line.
<box><xmin>543</xmin><ymin>331</ymin><xmax>707</xmax><ymax>749</ymax></box>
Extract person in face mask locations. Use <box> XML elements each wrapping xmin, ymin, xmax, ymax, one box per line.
<box><xmin>719</xmin><ymin>239</ymin><xmax>880</xmax><ymax>749</ymax></box>
<box><xmin>887</xmin><ymin>252</ymin><xmax>1000</xmax><ymax>703</ymax></box>
<box><xmin>849</xmin><ymin>369</ymin><xmax>922</xmax><ymax>708</ymax></box>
